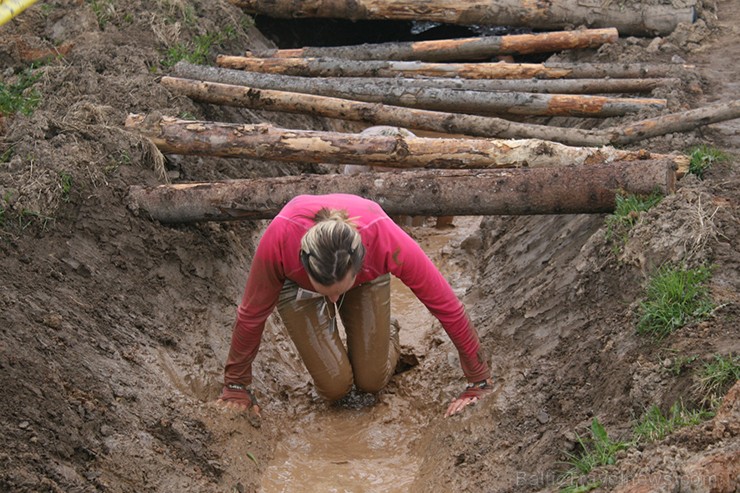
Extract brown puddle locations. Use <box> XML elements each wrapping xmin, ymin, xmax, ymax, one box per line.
<box><xmin>259</xmin><ymin>399</ymin><xmax>424</xmax><ymax>492</ymax></box>
<box><xmin>259</xmin><ymin>217</ymin><xmax>482</xmax><ymax>492</ymax></box>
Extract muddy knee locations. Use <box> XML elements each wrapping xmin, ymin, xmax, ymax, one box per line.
<box><xmin>352</xmin><ymin>359</ymin><xmax>394</xmax><ymax>394</ymax></box>
<box><xmin>314</xmin><ymin>372</ymin><xmax>354</xmax><ymax>402</ymax></box>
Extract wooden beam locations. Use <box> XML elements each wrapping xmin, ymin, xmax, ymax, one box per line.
<box><xmin>127</xmin><ymin>160</ymin><xmax>677</xmax><ymax>223</ymax></box>
<box><xmin>248</xmin><ymin>28</ymin><xmax>618</xmax><ymax>61</ymax></box>
<box><xmin>171</xmin><ymin>63</ymin><xmax>667</xmax><ymax>118</ymax></box>
<box><xmin>216</xmin><ymin>58</ymin><xmax>674</xmax><ymax>94</ymax></box>
<box><xmin>125</xmin><ymin>113</ymin><xmax>689</xmax><ymax>173</ymax></box>
<box><xmin>218</xmin><ymin>57</ymin><xmax>693</xmax><ymax>80</ymax></box>
<box><xmin>227</xmin><ymin>0</ymin><xmax>695</xmax><ymax>36</ymax></box>
<box><xmin>158</xmin><ymin>77</ymin><xmax>728</xmax><ymax>148</ymax></box>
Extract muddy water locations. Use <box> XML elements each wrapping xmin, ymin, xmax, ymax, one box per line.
<box><xmin>259</xmin><ymin>217</ymin><xmax>482</xmax><ymax>493</ymax></box>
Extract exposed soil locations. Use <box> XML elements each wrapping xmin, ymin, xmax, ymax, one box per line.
<box><xmin>1</xmin><ymin>1</ymin><xmax>738</xmax><ymax>492</ymax></box>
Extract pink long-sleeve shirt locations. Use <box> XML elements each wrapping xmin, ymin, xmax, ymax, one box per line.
<box><xmin>224</xmin><ymin>194</ymin><xmax>490</xmax><ymax>386</ymax></box>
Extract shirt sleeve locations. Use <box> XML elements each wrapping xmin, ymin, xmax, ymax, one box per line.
<box><xmin>224</xmin><ymin>222</ymin><xmax>286</xmax><ymax>386</ymax></box>
<box><xmin>379</xmin><ymin>221</ymin><xmax>490</xmax><ymax>382</ymax></box>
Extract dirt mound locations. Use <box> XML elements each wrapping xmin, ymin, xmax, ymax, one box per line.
<box><xmin>1</xmin><ymin>0</ymin><xmax>738</xmax><ymax>492</ymax></box>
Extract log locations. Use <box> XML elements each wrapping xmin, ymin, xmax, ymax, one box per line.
<box><xmin>170</xmin><ymin>63</ymin><xmax>666</xmax><ymax>118</ymax></box>
<box><xmin>127</xmin><ymin>160</ymin><xmax>677</xmax><ymax>223</ymax></box>
<box><xmin>160</xmin><ymin>77</ymin><xmax>601</xmax><ymax>145</ymax></box>
<box><xmin>217</xmin><ymin>58</ymin><xmax>674</xmax><ymax>94</ymax></box>
<box><xmin>219</xmin><ymin>57</ymin><xmax>692</xmax><ymax>80</ymax></box>
<box><xmin>159</xmin><ymin>77</ymin><xmax>740</xmax><ymax>149</ymax></box>
<box><xmin>610</xmin><ymin>99</ymin><xmax>740</xmax><ymax>145</ymax></box>
<box><xmin>249</xmin><ymin>28</ymin><xmax>618</xmax><ymax>61</ymax></box>
<box><xmin>227</xmin><ymin>0</ymin><xmax>695</xmax><ymax>36</ymax></box>
<box><xmin>125</xmin><ymin>113</ymin><xmax>689</xmax><ymax>173</ymax></box>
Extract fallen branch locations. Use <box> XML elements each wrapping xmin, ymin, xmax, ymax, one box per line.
<box><xmin>159</xmin><ymin>77</ymin><xmax>739</xmax><ymax>149</ymax></box>
<box><xmin>127</xmin><ymin>160</ymin><xmax>677</xmax><ymax>223</ymax></box>
<box><xmin>218</xmin><ymin>57</ymin><xmax>693</xmax><ymax>80</ymax></box>
<box><xmin>248</xmin><ymin>28</ymin><xmax>618</xmax><ymax>61</ymax></box>
<box><xmin>227</xmin><ymin>0</ymin><xmax>695</xmax><ymax>36</ymax></box>
<box><xmin>125</xmin><ymin>113</ymin><xmax>689</xmax><ymax>174</ymax></box>
<box><xmin>171</xmin><ymin>63</ymin><xmax>666</xmax><ymax>118</ymax></box>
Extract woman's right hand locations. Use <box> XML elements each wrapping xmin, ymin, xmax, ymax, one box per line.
<box><xmin>217</xmin><ymin>384</ymin><xmax>261</xmax><ymax>416</ymax></box>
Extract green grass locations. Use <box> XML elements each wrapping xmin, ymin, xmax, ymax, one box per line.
<box><xmin>605</xmin><ymin>191</ymin><xmax>663</xmax><ymax>245</ymax></box>
<box><xmin>0</xmin><ymin>69</ymin><xmax>42</xmax><ymax>116</ymax></box>
<box><xmin>695</xmin><ymin>354</ymin><xmax>740</xmax><ymax>402</ymax></box>
<box><xmin>88</xmin><ymin>0</ymin><xmax>114</xmax><ymax>29</ymax></box>
<box><xmin>667</xmin><ymin>354</ymin><xmax>698</xmax><ymax>376</ymax></box>
<box><xmin>1</xmin><ymin>146</ymin><xmax>14</xmax><ymax>163</ymax></box>
<box><xmin>633</xmin><ymin>402</ymin><xmax>714</xmax><ymax>442</ymax></box>
<box><xmin>563</xmin><ymin>418</ymin><xmax>630</xmax><ymax>478</ymax></box>
<box><xmin>559</xmin><ymin>482</ymin><xmax>602</xmax><ymax>493</ymax></box>
<box><xmin>687</xmin><ymin>145</ymin><xmax>728</xmax><ymax>179</ymax></box>
<box><xmin>636</xmin><ymin>264</ymin><xmax>714</xmax><ymax>339</ymax></box>
<box><xmin>59</xmin><ymin>171</ymin><xmax>73</xmax><ymax>202</ymax></box>
<box><xmin>161</xmin><ymin>29</ymin><xmax>236</xmax><ymax>68</ymax></box>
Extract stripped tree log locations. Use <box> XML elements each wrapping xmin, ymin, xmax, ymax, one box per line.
<box><xmin>127</xmin><ymin>160</ymin><xmax>677</xmax><ymax>223</ymax></box>
<box><xmin>171</xmin><ymin>63</ymin><xmax>666</xmax><ymax>118</ymax></box>
<box><xmin>247</xmin><ymin>28</ymin><xmax>618</xmax><ymax>61</ymax></box>
<box><xmin>217</xmin><ymin>58</ymin><xmax>673</xmax><ymax>94</ymax></box>
<box><xmin>613</xmin><ymin>100</ymin><xmax>740</xmax><ymax>143</ymax></box>
<box><xmin>227</xmin><ymin>0</ymin><xmax>695</xmax><ymax>36</ymax></box>
<box><xmin>125</xmin><ymin>113</ymin><xmax>689</xmax><ymax>173</ymax></box>
<box><xmin>219</xmin><ymin>57</ymin><xmax>692</xmax><ymax>80</ymax></box>
<box><xmin>160</xmin><ymin>77</ymin><xmax>739</xmax><ymax>149</ymax></box>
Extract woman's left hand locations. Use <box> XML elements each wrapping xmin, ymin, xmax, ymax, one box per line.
<box><xmin>444</xmin><ymin>378</ymin><xmax>493</xmax><ymax>417</ymax></box>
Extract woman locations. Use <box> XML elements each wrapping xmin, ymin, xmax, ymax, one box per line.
<box><xmin>218</xmin><ymin>194</ymin><xmax>492</xmax><ymax>417</ymax></box>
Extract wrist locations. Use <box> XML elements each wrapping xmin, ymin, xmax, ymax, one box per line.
<box><xmin>466</xmin><ymin>379</ymin><xmax>490</xmax><ymax>389</ymax></box>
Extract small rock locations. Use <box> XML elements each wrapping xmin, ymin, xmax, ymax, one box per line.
<box><xmin>43</xmin><ymin>314</ymin><xmax>63</xmax><ymax>330</ymax></box>
<box><xmin>19</xmin><ymin>421</ymin><xmax>30</xmax><ymax>429</ymax></box>
<box><xmin>646</xmin><ymin>37</ymin><xmax>663</xmax><ymax>53</ymax></box>
<box><xmin>537</xmin><ymin>410</ymin><xmax>550</xmax><ymax>424</ymax></box>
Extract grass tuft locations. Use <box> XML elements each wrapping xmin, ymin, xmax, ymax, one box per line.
<box><xmin>59</xmin><ymin>171</ymin><xmax>73</xmax><ymax>202</ymax></box>
<box><xmin>636</xmin><ymin>264</ymin><xmax>714</xmax><ymax>339</ymax></box>
<box><xmin>563</xmin><ymin>418</ymin><xmax>630</xmax><ymax>478</ymax></box>
<box><xmin>633</xmin><ymin>402</ymin><xmax>714</xmax><ymax>443</ymax></box>
<box><xmin>0</xmin><ymin>69</ymin><xmax>42</xmax><ymax>117</ymax></box>
<box><xmin>559</xmin><ymin>482</ymin><xmax>602</xmax><ymax>493</ymax></box>
<box><xmin>695</xmin><ymin>354</ymin><xmax>740</xmax><ymax>403</ymax></box>
<box><xmin>605</xmin><ymin>191</ymin><xmax>663</xmax><ymax>246</ymax></box>
<box><xmin>161</xmin><ymin>28</ymin><xmax>237</xmax><ymax>68</ymax></box>
<box><xmin>687</xmin><ymin>145</ymin><xmax>728</xmax><ymax>179</ymax></box>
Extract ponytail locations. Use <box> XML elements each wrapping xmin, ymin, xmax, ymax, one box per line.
<box><xmin>300</xmin><ymin>208</ymin><xmax>365</xmax><ymax>285</ymax></box>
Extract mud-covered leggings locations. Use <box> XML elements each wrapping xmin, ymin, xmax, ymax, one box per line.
<box><xmin>276</xmin><ymin>274</ymin><xmax>400</xmax><ymax>401</ymax></box>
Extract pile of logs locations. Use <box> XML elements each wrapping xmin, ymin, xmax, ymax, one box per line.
<box><xmin>127</xmin><ymin>4</ymin><xmax>740</xmax><ymax>224</ymax></box>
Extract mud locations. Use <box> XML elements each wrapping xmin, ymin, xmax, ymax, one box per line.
<box><xmin>1</xmin><ymin>0</ymin><xmax>738</xmax><ymax>492</ymax></box>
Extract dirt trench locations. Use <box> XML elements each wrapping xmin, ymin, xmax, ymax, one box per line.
<box><xmin>1</xmin><ymin>1</ymin><xmax>739</xmax><ymax>492</ymax></box>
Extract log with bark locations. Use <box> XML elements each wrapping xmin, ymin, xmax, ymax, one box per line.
<box><xmin>127</xmin><ymin>160</ymin><xmax>677</xmax><ymax>223</ymax></box>
<box><xmin>247</xmin><ymin>28</ymin><xmax>618</xmax><ymax>61</ymax></box>
<box><xmin>216</xmin><ymin>58</ymin><xmax>674</xmax><ymax>94</ymax></box>
<box><xmin>170</xmin><ymin>63</ymin><xmax>666</xmax><ymax>118</ymax></box>
<box><xmin>218</xmin><ymin>57</ymin><xmax>692</xmax><ymax>80</ymax></box>
<box><xmin>159</xmin><ymin>77</ymin><xmax>739</xmax><ymax>149</ymax></box>
<box><xmin>227</xmin><ymin>0</ymin><xmax>695</xmax><ymax>37</ymax></box>
<box><xmin>125</xmin><ymin>113</ymin><xmax>689</xmax><ymax>174</ymax></box>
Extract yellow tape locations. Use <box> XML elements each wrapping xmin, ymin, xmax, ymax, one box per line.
<box><xmin>0</xmin><ymin>0</ymin><xmax>41</xmax><ymax>27</ymax></box>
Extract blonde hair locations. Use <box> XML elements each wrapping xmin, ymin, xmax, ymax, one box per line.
<box><xmin>300</xmin><ymin>208</ymin><xmax>365</xmax><ymax>286</ymax></box>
